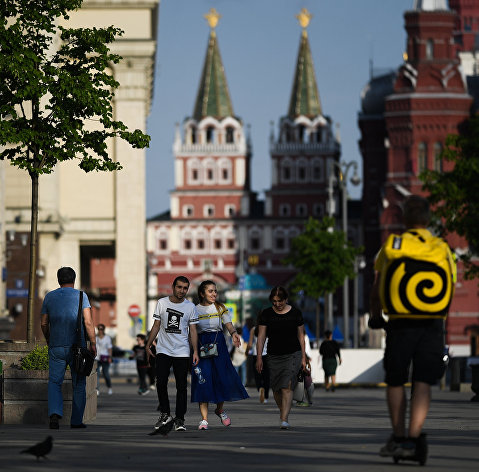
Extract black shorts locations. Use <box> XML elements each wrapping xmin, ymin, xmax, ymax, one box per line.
<box><xmin>384</xmin><ymin>320</ymin><xmax>445</xmax><ymax>386</ymax></box>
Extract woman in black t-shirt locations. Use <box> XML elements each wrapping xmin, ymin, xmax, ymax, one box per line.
<box><xmin>256</xmin><ymin>286</ymin><xmax>306</xmax><ymax>430</ymax></box>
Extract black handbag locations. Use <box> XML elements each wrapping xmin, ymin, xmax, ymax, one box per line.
<box><xmin>72</xmin><ymin>291</ymin><xmax>95</xmax><ymax>376</ymax></box>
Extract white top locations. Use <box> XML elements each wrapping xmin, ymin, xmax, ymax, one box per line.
<box><xmin>251</xmin><ymin>335</ymin><xmax>268</xmax><ymax>356</ymax></box>
<box><xmin>195</xmin><ymin>303</ymin><xmax>232</xmax><ymax>333</ymax></box>
<box><xmin>95</xmin><ymin>334</ymin><xmax>112</xmax><ymax>360</ymax></box>
<box><xmin>153</xmin><ymin>296</ymin><xmax>199</xmax><ymax>357</ymax></box>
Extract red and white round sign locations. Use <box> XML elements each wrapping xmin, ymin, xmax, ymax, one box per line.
<box><xmin>128</xmin><ymin>304</ymin><xmax>141</xmax><ymax>318</ymax></box>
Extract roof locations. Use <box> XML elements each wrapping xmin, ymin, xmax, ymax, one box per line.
<box><xmin>192</xmin><ymin>29</ymin><xmax>234</xmax><ymax>121</ymax></box>
<box><xmin>287</xmin><ymin>29</ymin><xmax>322</xmax><ymax>119</ymax></box>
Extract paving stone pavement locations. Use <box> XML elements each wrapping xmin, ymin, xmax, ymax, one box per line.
<box><xmin>1</xmin><ymin>379</ymin><xmax>478</xmax><ymax>472</ymax></box>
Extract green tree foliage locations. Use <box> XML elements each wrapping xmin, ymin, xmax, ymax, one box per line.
<box><xmin>283</xmin><ymin>217</ymin><xmax>363</xmax><ymax>298</ymax></box>
<box><xmin>0</xmin><ymin>0</ymin><xmax>150</xmax><ymax>341</ymax></box>
<box><xmin>421</xmin><ymin>117</ymin><xmax>479</xmax><ymax>280</ymax></box>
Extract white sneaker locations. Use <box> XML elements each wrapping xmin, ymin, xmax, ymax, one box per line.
<box><xmin>108</xmin><ymin>388</ymin><xmax>113</xmax><ymax>395</ymax></box>
<box><xmin>198</xmin><ymin>420</ymin><xmax>208</xmax><ymax>430</ymax></box>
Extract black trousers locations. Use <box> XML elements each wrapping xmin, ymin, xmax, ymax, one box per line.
<box><xmin>252</xmin><ymin>355</ymin><xmax>270</xmax><ymax>399</ymax></box>
<box><xmin>155</xmin><ymin>353</ymin><xmax>190</xmax><ymax>420</ymax></box>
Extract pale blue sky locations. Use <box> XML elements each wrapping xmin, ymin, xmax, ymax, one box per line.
<box><xmin>146</xmin><ymin>0</ymin><xmax>414</xmax><ymax>218</ymax></box>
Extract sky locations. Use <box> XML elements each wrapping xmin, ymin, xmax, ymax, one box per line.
<box><xmin>145</xmin><ymin>0</ymin><xmax>415</xmax><ymax>218</ymax></box>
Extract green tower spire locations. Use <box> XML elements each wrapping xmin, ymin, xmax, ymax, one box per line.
<box><xmin>193</xmin><ymin>8</ymin><xmax>234</xmax><ymax>121</ymax></box>
<box><xmin>287</xmin><ymin>8</ymin><xmax>322</xmax><ymax>119</ymax></box>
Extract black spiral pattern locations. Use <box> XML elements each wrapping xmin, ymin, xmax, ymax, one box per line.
<box><xmin>383</xmin><ymin>257</ymin><xmax>452</xmax><ymax>317</ymax></box>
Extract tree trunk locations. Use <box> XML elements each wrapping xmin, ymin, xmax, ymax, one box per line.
<box><xmin>27</xmin><ymin>172</ymin><xmax>39</xmax><ymax>343</ymax></box>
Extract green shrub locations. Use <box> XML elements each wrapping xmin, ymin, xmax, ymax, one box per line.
<box><xmin>20</xmin><ymin>345</ymin><xmax>49</xmax><ymax>370</ymax></box>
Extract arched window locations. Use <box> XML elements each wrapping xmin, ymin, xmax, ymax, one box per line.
<box><xmin>433</xmin><ymin>142</ymin><xmax>443</xmax><ymax>172</ymax></box>
<box><xmin>298</xmin><ymin>124</ymin><xmax>306</xmax><ymax>143</ymax></box>
<box><xmin>418</xmin><ymin>142</ymin><xmax>427</xmax><ymax>173</ymax></box>
<box><xmin>225</xmin><ymin>126</ymin><xmax>235</xmax><ymax>143</ymax></box>
<box><xmin>297</xmin><ymin>158</ymin><xmax>308</xmax><ymax>182</ymax></box>
<box><xmin>312</xmin><ymin>158</ymin><xmax>322</xmax><ymax>182</ymax></box>
<box><xmin>190</xmin><ymin>126</ymin><xmax>197</xmax><ymax>144</ymax></box>
<box><xmin>248</xmin><ymin>227</ymin><xmax>262</xmax><ymax>251</ymax></box>
<box><xmin>281</xmin><ymin>158</ymin><xmax>293</xmax><ymax>182</ymax></box>
<box><xmin>426</xmin><ymin>39</ymin><xmax>434</xmax><ymax>60</ymax></box>
<box><xmin>296</xmin><ymin>203</ymin><xmax>307</xmax><ymax>217</ymax></box>
<box><xmin>206</xmin><ymin>126</ymin><xmax>215</xmax><ymax>143</ymax></box>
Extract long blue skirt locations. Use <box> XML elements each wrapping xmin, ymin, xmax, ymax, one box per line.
<box><xmin>191</xmin><ymin>331</ymin><xmax>249</xmax><ymax>403</ymax></box>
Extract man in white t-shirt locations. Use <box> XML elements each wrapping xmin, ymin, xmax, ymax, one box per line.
<box><xmin>146</xmin><ymin>276</ymin><xmax>199</xmax><ymax>433</ymax></box>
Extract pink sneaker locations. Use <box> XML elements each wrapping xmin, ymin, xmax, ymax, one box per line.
<box><xmin>215</xmin><ymin>409</ymin><xmax>231</xmax><ymax>426</ymax></box>
<box><xmin>198</xmin><ymin>420</ymin><xmax>208</xmax><ymax>430</ymax></box>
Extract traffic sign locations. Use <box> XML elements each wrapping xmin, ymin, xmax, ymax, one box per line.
<box><xmin>128</xmin><ymin>304</ymin><xmax>141</xmax><ymax>317</ymax></box>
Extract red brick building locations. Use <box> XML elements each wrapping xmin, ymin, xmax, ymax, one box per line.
<box><xmin>359</xmin><ymin>0</ymin><xmax>479</xmax><ymax>353</ymax></box>
<box><xmin>146</xmin><ymin>9</ymin><xmax>353</xmax><ymax>330</ymax></box>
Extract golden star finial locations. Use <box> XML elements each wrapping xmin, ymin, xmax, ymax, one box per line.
<box><xmin>204</xmin><ymin>8</ymin><xmax>221</xmax><ymax>30</ymax></box>
<box><xmin>296</xmin><ymin>8</ymin><xmax>312</xmax><ymax>30</ymax></box>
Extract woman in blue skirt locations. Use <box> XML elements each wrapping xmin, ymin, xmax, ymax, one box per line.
<box><xmin>191</xmin><ymin>280</ymin><xmax>249</xmax><ymax>430</ymax></box>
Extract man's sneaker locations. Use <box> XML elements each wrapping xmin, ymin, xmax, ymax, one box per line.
<box><xmin>280</xmin><ymin>421</ymin><xmax>290</xmax><ymax>430</ymax></box>
<box><xmin>379</xmin><ymin>434</ymin><xmax>404</xmax><ymax>457</ymax></box>
<box><xmin>49</xmin><ymin>414</ymin><xmax>60</xmax><ymax>430</ymax></box>
<box><xmin>296</xmin><ymin>401</ymin><xmax>310</xmax><ymax>407</ymax></box>
<box><xmin>174</xmin><ymin>418</ymin><xmax>186</xmax><ymax>431</ymax></box>
<box><xmin>149</xmin><ymin>384</ymin><xmax>156</xmax><ymax>390</ymax></box>
<box><xmin>154</xmin><ymin>413</ymin><xmax>173</xmax><ymax>430</ymax></box>
<box><xmin>108</xmin><ymin>388</ymin><xmax>113</xmax><ymax>395</ymax></box>
<box><xmin>397</xmin><ymin>440</ymin><xmax>417</xmax><ymax>459</ymax></box>
<box><xmin>140</xmin><ymin>389</ymin><xmax>150</xmax><ymax>396</ymax></box>
<box><xmin>259</xmin><ymin>387</ymin><xmax>265</xmax><ymax>403</ymax></box>
<box><xmin>198</xmin><ymin>420</ymin><xmax>208</xmax><ymax>430</ymax></box>
<box><xmin>215</xmin><ymin>409</ymin><xmax>231</xmax><ymax>426</ymax></box>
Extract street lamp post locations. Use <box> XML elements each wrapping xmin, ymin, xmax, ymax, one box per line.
<box><xmin>327</xmin><ymin>159</ymin><xmax>360</xmax><ymax>347</ymax></box>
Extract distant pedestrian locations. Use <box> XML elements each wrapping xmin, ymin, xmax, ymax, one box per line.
<box><xmin>40</xmin><ymin>267</ymin><xmax>96</xmax><ymax>429</ymax></box>
<box><xmin>192</xmin><ymin>280</ymin><xmax>249</xmax><ymax>430</ymax></box>
<box><xmin>256</xmin><ymin>286</ymin><xmax>306</xmax><ymax>430</ymax></box>
<box><xmin>246</xmin><ymin>324</ymin><xmax>270</xmax><ymax>403</ymax></box>
<box><xmin>319</xmin><ymin>330</ymin><xmax>342</xmax><ymax>391</ymax></box>
<box><xmin>95</xmin><ymin>323</ymin><xmax>113</xmax><ymax>395</ymax></box>
<box><xmin>369</xmin><ymin>195</ymin><xmax>456</xmax><ymax>463</ymax></box>
<box><xmin>132</xmin><ymin>334</ymin><xmax>149</xmax><ymax>395</ymax></box>
<box><xmin>146</xmin><ymin>276</ymin><xmax>199</xmax><ymax>433</ymax></box>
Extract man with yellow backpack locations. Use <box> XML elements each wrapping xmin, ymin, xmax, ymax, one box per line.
<box><xmin>369</xmin><ymin>195</ymin><xmax>456</xmax><ymax>465</ymax></box>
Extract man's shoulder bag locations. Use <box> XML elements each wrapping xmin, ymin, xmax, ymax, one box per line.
<box><xmin>378</xmin><ymin>230</ymin><xmax>455</xmax><ymax>319</ymax></box>
<box><xmin>72</xmin><ymin>291</ymin><xmax>95</xmax><ymax>376</ymax></box>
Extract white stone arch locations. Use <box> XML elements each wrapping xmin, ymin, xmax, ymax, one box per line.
<box><xmin>203</xmin><ymin>157</ymin><xmax>216</xmax><ymax>184</ymax></box>
<box><xmin>180</xmin><ymin>227</ymin><xmax>194</xmax><ymax>252</ymax></box>
<box><xmin>311</xmin><ymin>157</ymin><xmax>323</xmax><ymax>182</ymax></box>
<box><xmin>155</xmin><ymin>227</ymin><xmax>169</xmax><ymax>252</ymax></box>
<box><xmin>184</xmin><ymin>118</ymin><xmax>199</xmax><ymax>144</ymax></box>
<box><xmin>193</xmin><ymin>226</ymin><xmax>209</xmax><ymax>252</ymax></box>
<box><xmin>296</xmin><ymin>156</ymin><xmax>309</xmax><ymax>183</ymax></box>
<box><xmin>218</xmin><ymin>157</ymin><xmax>232</xmax><ymax>184</ymax></box>
<box><xmin>280</xmin><ymin>156</ymin><xmax>293</xmax><ymax>183</ymax></box>
<box><xmin>248</xmin><ymin>225</ymin><xmax>262</xmax><ymax>251</ymax></box>
<box><xmin>210</xmin><ymin>226</ymin><xmax>224</xmax><ymax>252</ymax></box>
<box><xmin>198</xmin><ymin>117</ymin><xmax>221</xmax><ymax>144</ymax></box>
<box><xmin>273</xmin><ymin>226</ymin><xmax>288</xmax><ymax>252</ymax></box>
<box><xmin>187</xmin><ymin>157</ymin><xmax>201</xmax><ymax>184</ymax></box>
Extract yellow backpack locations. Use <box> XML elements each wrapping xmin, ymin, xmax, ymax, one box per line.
<box><xmin>378</xmin><ymin>230</ymin><xmax>455</xmax><ymax>319</ymax></box>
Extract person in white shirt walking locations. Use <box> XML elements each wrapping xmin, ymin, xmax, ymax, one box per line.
<box><xmin>95</xmin><ymin>324</ymin><xmax>113</xmax><ymax>395</ymax></box>
<box><xmin>146</xmin><ymin>276</ymin><xmax>199</xmax><ymax>433</ymax></box>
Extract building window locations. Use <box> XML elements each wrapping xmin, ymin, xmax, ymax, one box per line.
<box><xmin>418</xmin><ymin>142</ymin><xmax>427</xmax><ymax>173</ymax></box>
<box><xmin>426</xmin><ymin>39</ymin><xmax>434</xmax><ymax>60</ymax></box>
<box><xmin>275</xmin><ymin>237</ymin><xmax>285</xmax><ymax>250</ymax></box>
<box><xmin>434</xmin><ymin>142</ymin><xmax>443</xmax><ymax>172</ymax></box>
<box><xmin>192</xmin><ymin>169</ymin><xmax>198</xmax><ymax>181</ymax></box>
<box><xmin>214</xmin><ymin>239</ymin><xmax>221</xmax><ymax>249</ymax></box>
<box><xmin>313</xmin><ymin>203</ymin><xmax>323</xmax><ymax>218</ymax></box>
<box><xmin>282</xmin><ymin>166</ymin><xmax>291</xmax><ymax>181</ymax></box>
<box><xmin>183</xmin><ymin>205</ymin><xmax>194</xmax><ymax>217</ymax></box>
<box><xmin>279</xmin><ymin>204</ymin><xmax>291</xmax><ymax>217</ymax></box>
<box><xmin>159</xmin><ymin>240</ymin><xmax>167</xmax><ymax>250</ymax></box>
<box><xmin>222</xmin><ymin>169</ymin><xmax>228</xmax><ymax>180</ymax></box>
<box><xmin>207</xmin><ymin>169</ymin><xmax>214</xmax><ymax>180</ymax></box>
<box><xmin>225</xmin><ymin>204</ymin><xmax>235</xmax><ymax>217</ymax></box>
<box><xmin>298</xmin><ymin>124</ymin><xmax>306</xmax><ymax>143</ymax></box>
<box><xmin>227</xmin><ymin>239</ymin><xmax>235</xmax><ymax>249</ymax></box>
<box><xmin>206</xmin><ymin>126</ymin><xmax>215</xmax><ymax>143</ymax></box>
<box><xmin>204</xmin><ymin>205</ymin><xmax>214</xmax><ymax>217</ymax></box>
<box><xmin>184</xmin><ymin>239</ymin><xmax>192</xmax><ymax>250</ymax></box>
<box><xmin>297</xmin><ymin>162</ymin><xmax>307</xmax><ymax>182</ymax></box>
<box><xmin>197</xmin><ymin>239</ymin><xmax>205</xmax><ymax>250</ymax></box>
<box><xmin>250</xmin><ymin>237</ymin><xmax>260</xmax><ymax>250</ymax></box>
<box><xmin>190</xmin><ymin>126</ymin><xmax>197</xmax><ymax>144</ymax></box>
<box><xmin>226</xmin><ymin>126</ymin><xmax>234</xmax><ymax>143</ymax></box>
<box><xmin>296</xmin><ymin>204</ymin><xmax>307</xmax><ymax>217</ymax></box>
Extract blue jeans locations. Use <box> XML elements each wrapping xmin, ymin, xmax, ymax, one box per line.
<box><xmin>48</xmin><ymin>346</ymin><xmax>86</xmax><ymax>425</ymax></box>
<box><xmin>96</xmin><ymin>361</ymin><xmax>112</xmax><ymax>389</ymax></box>
<box><xmin>235</xmin><ymin>362</ymin><xmax>247</xmax><ymax>385</ymax></box>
